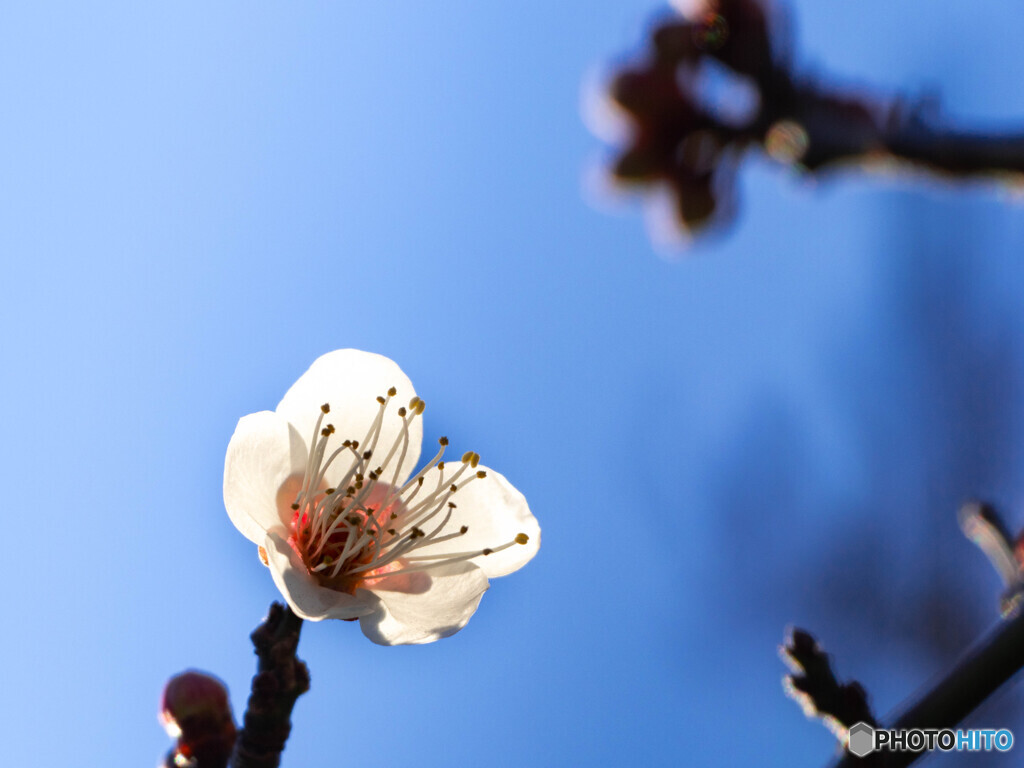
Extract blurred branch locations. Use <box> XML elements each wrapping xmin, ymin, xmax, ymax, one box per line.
<box><xmin>785</xmin><ymin>502</ymin><xmax>1024</xmax><ymax>766</ymax></box>
<box><xmin>771</xmin><ymin>80</ymin><xmax>1024</xmax><ymax>177</ymax></box>
<box><xmin>600</xmin><ymin>0</ymin><xmax>1024</xmax><ymax>237</ymax></box>
<box><xmin>830</xmin><ymin>608</ymin><xmax>1024</xmax><ymax>768</ymax></box>
<box><xmin>884</xmin><ymin>120</ymin><xmax>1024</xmax><ymax>178</ymax></box>
<box><xmin>230</xmin><ymin>603</ymin><xmax>309</xmax><ymax>768</ymax></box>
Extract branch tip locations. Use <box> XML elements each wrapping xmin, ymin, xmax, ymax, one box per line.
<box><xmin>780</xmin><ymin>626</ymin><xmax>876</xmax><ymax>744</ymax></box>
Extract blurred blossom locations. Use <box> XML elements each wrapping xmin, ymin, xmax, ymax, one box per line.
<box><xmin>608</xmin><ymin>63</ymin><xmax>733</xmax><ymax>231</ymax></box>
<box><xmin>599</xmin><ymin>0</ymin><xmax>785</xmax><ymax>236</ymax></box>
<box><xmin>223</xmin><ymin>349</ymin><xmax>540</xmax><ymax>645</ymax></box>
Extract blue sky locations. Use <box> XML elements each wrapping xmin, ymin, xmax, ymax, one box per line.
<box><xmin>4</xmin><ymin>1</ymin><xmax>1024</xmax><ymax>765</ymax></box>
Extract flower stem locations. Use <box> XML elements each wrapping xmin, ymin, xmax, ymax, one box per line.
<box><xmin>830</xmin><ymin>608</ymin><xmax>1024</xmax><ymax>768</ymax></box>
<box><xmin>229</xmin><ymin>603</ymin><xmax>309</xmax><ymax>768</ymax></box>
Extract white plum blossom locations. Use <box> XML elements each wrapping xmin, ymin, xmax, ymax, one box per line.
<box><xmin>224</xmin><ymin>349</ymin><xmax>540</xmax><ymax>645</ymax></box>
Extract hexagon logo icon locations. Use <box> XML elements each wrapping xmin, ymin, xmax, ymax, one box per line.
<box><xmin>848</xmin><ymin>722</ymin><xmax>876</xmax><ymax>758</ymax></box>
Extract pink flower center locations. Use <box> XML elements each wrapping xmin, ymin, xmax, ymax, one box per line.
<box><xmin>279</xmin><ymin>392</ymin><xmax>531</xmax><ymax>594</ymax></box>
<box><xmin>289</xmin><ymin>483</ymin><xmax>408</xmax><ymax>593</ymax></box>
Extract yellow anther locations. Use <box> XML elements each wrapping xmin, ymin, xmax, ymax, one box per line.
<box><xmin>450</xmin><ymin>484</ymin><xmax>458</xmax><ymax>492</ymax></box>
<box><xmin>515</xmin><ymin>533</ymin><xmax>529</xmax><ymax>545</ymax></box>
<box><xmin>362</xmin><ymin>450</ymin><xmax>373</xmax><ymax>459</ymax></box>
<box><xmin>376</xmin><ymin>396</ymin><xmax>386</xmax><ymax>405</ymax></box>
<box><xmin>320</xmin><ymin>403</ymin><xmax>330</xmax><ymax>414</ymax></box>
<box><xmin>461</xmin><ymin>451</ymin><xmax>474</xmax><ymax>464</ymax></box>
<box><xmin>409</xmin><ymin>396</ymin><xmax>421</xmax><ymax>411</ymax></box>
<box><xmin>476</xmin><ymin>470</ymin><xmax>487</xmax><ymax>479</ymax></box>
<box><xmin>439</xmin><ymin>436</ymin><xmax>449</xmax><ymax>446</ymax></box>
<box><xmin>460</xmin><ymin>525</ymin><xmax>469</xmax><ymax>534</ymax></box>
<box><xmin>325</xmin><ymin>488</ymin><xmax>335</xmax><ymax>495</ymax></box>
<box><xmin>398</xmin><ymin>407</ymin><xmax>407</xmax><ymax>417</ymax></box>
<box><xmin>387</xmin><ymin>386</ymin><xmax>397</xmax><ymax>397</ymax></box>
<box><xmin>415</xmin><ymin>399</ymin><xmax>426</xmax><ymax>415</ymax></box>
<box><xmin>438</xmin><ymin>461</ymin><xmax>445</xmax><ymax>470</ymax></box>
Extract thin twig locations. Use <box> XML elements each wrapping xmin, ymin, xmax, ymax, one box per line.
<box><xmin>781</xmin><ymin>627</ymin><xmax>877</xmax><ymax>737</ymax></box>
<box><xmin>229</xmin><ymin>603</ymin><xmax>310</xmax><ymax>768</ymax></box>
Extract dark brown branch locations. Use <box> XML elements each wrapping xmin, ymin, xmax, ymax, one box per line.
<box><xmin>886</xmin><ymin>121</ymin><xmax>1024</xmax><ymax>178</ymax></box>
<box><xmin>229</xmin><ymin>603</ymin><xmax>310</xmax><ymax>768</ymax></box>
<box><xmin>827</xmin><ymin>607</ymin><xmax>1024</xmax><ymax>768</ymax></box>
<box><xmin>782</xmin><ymin>80</ymin><xmax>1024</xmax><ymax>180</ymax></box>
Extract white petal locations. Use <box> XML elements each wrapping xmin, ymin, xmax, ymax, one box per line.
<box><xmin>276</xmin><ymin>349</ymin><xmax>422</xmax><ymax>489</ymax></box>
<box><xmin>358</xmin><ymin>562</ymin><xmax>490</xmax><ymax>645</ymax></box>
<box><xmin>263</xmin><ymin>529</ymin><xmax>378</xmax><ymax>621</ymax></box>
<box><xmin>224</xmin><ymin>411</ymin><xmax>308</xmax><ymax>544</ymax></box>
<box><xmin>410</xmin><ymin>465</ymin><xmax>540</xmax><ymax>578</ymax></box>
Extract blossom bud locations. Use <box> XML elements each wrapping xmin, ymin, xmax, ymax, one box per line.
<box><xmin>160</xmin><ymin>670</ymin><xmax>236</xmax><ymax>767</ymax></box>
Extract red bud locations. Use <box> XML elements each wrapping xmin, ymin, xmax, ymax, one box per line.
<box><xmin>160</xmin><ymin>670</ymin><xmax>236</xmax><ymax>768</ymax></box>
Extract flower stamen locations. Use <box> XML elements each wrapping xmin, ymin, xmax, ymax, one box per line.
<box><xmin>286</xmin><ymin>394</ymin><xmax>530</xmax><ymax>593</ymax></box>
